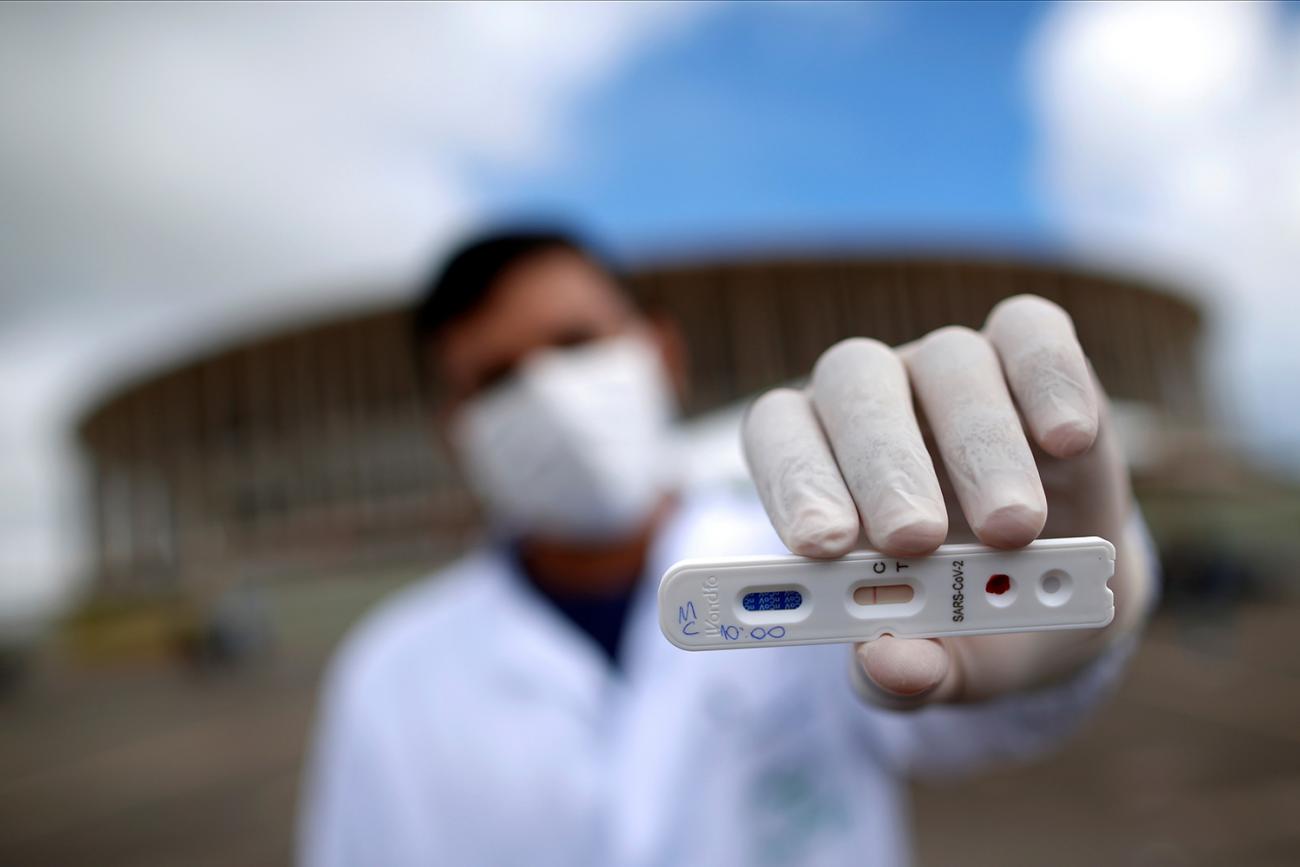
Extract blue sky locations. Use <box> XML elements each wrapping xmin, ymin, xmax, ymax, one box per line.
<box><xmin>473</xmin><ymin>1</ymin><xmax>1058</xmax><ymax>259</ymax></box>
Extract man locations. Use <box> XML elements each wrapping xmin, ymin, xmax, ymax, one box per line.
<box><xmin>299</xmin><ymin>229</ymin><xmax>1154</xmax><ymax>866</ymax></box>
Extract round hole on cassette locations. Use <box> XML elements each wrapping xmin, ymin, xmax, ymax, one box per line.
<box><xmin>1036</xmin><ymin>570</ymin><xmax>1074</xmax><ymax>607</ymax></box>
<box><xmin>984</xmin><ymin>573</ymin><xmax>1016</xmax><ymax>608</ymax></box>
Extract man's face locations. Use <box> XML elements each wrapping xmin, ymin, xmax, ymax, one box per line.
<box><xmin>432</xmin><ymin>248</ymin><xmax>655</xmax><ymax>415</ymax></box>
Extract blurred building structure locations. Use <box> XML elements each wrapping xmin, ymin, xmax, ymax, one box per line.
<box><xmin>76</xmin><ymin>254</ymin><xmax>1206</xmax><ymax>601</ymax></box>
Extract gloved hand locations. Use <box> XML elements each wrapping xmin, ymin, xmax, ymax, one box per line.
<box><xmin>742</xmin><ymin>295</ymin><xmax>1154</xmax><ymax>707</ymax></box>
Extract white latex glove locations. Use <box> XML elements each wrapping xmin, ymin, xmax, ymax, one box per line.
<box><xmin>742</xmin><ymin>295</ymin><xmax>1154</xmax><ymax>707</ymax></box>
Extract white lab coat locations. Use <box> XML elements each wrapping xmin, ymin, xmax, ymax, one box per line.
<box><xmin>299</xmin><ymin>490</ymin><xmax>1130</xmax><ymax>867</ymax></box>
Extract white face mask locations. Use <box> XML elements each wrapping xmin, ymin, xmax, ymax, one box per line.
<box><xmin>449</xmin><ymin>333</ymin><xmax>676</xmax><ymax>542</ymax></box>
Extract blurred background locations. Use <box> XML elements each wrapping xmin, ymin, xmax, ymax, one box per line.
<box><xmin>2</xmin><ymin>2</ymin><xmax>1298</xmax><ymax>865</ymax></box>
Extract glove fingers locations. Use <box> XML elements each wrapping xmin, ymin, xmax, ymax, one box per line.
<box><xmin>984</xmin><ymin>295</ymin><xmax>1099</xmax><ymax>459</ymax></box>
<box><xmin>904</xmin><ymin>327</ymin><xmax>1047</xmax><ymax>550</ymax></box>
<box><xmin>854</xmin><ymin>636</ymin><xmax>961</xmax><ymax>707</ymax></box>
<box><xmin>809</xmin><ymin>339</ymin><xmax>947</xmax><ymax>556</ymax></box>
<box><xmin>742</xmin><ymin>387</ymin><xmax>859</xmax><ymax>558</ymax></box>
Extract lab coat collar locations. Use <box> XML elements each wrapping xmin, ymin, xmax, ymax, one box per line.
<box><xmin>465</xmin><ymin>491</ymin><xmax>781</xmax><ymax>723</ymax></box>
<box><xmin>469</xmin><ymin>499</ymin><xmax>700</xmax><ymax>721</ymax></box>
<box><xmin>471</xmin><ymin>546</ymin><xmax>624</xmax><ymax>724</ymax></box>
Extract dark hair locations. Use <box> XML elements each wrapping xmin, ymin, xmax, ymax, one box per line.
<box><xmin>412</xmin><ymin>227</ymin><xmax>621</xmax><ymax>343</ymax></box>
<box><xmin>409</xmin><ymin>226</ymin><xmax>626</xmax><ymax>394</ymax></box>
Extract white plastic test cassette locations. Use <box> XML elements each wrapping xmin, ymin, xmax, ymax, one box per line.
<box><xmin>659</xmin><ymin>536</ymin><xmax>1114</xmax><ymax>650</ymax></box>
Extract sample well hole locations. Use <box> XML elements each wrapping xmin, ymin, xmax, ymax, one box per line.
<box><xmin>1037</xmin><ymin>570</ymin><xmax>1073</xmax><ymax>607</ymax></box>
<box><xmin>986</xmin><ymin>574</ymin><xmax>1012</xmax><ymax>595</ymax></box>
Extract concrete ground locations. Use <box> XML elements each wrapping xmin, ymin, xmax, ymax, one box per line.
<box><xmin>2</xmin><ymin>576</ymin><xmax>1297</xmax><ymax>867</ymax></box>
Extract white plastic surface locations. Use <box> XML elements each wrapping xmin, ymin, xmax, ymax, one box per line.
<box><xmin>658</xmin><ymin>536</ymin><xmax>1115</xmax><ymax>650</ymax></box>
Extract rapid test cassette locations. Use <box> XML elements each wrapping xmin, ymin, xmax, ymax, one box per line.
<box><xmin>658</xmin><ymin>536</ymin><xmax>1114</xmax><ymax>650</ymax></box>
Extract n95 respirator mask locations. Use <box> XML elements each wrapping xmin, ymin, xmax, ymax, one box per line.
<box><xmin>449</xmin><ymin>333</ymin><xmax>676</xmax><ymax>542</ymax></box>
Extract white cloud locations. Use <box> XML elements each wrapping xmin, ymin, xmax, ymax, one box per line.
<box><xmin>0</xmin><ymin>1</ymin><xmax>704</xmax><ymax>637</ymax></box>
<box><xmin>0</xmin><ymin>2</ymin><xmax>701</xmax><ymax>341</ymax></box>
<box><xmin>1030</xmin><ymin>1</ymin><xmax>1300</xmax><ymax>469</ymax></box>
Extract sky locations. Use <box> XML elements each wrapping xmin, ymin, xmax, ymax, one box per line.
<box><xmin>1</xmin><ymin>1</ymin><xmax>1298</xmax><ymax>627</ymax></box>
<box><xmin>470</xmin><ymin>1</ymin><xmax>1053</xmax><ymax>250</ymax></box>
